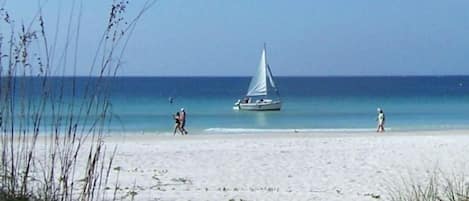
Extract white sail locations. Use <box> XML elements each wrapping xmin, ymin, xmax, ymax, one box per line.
<box><xmin>266</xmin><ymin>64</ymin><xmax>277</xmax><ymax>90</ymax></box>
<box><xmin>246</xmin><ymin>48</ymin><xmax>268</xmax><ymax>96</ymax></box>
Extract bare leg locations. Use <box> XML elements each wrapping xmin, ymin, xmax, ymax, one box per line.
<box><xmin>181</xmin><ymin>127</ymin><xmax>188</xmax><ymax>135</ymax></box>
<box><xmin>178</xmin><ymin>126</ymin><xmax>184</xmax><ymax>135</ymax></box>
<box><xmin>377</xmin><ymin>124</ymin><xmax>384</xmax><ymax>132</ymax></box>
<box><xmin>181</xmin><ymin>122</ymin><xmax>188</xmax><ymax>135</ymax></box>
<box><xmin>174</xmin><ymin>123</ymin><xmax>181</xmax><ymax>135</ymax></box>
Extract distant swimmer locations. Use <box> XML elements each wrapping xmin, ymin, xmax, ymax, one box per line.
<box><xmin>168</xmin><ymin>96</ymin><xmax>174</xmax><ymax>104</ymax></box>
<box><xmin>376</xmin><ymin>108</ymin><xmax>385</xmax><ymax>133</ymax></box>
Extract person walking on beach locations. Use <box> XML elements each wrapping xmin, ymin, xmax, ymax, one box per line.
<box><xmin>173</xmin><ymin>112</ymin><xmax>184</xmax><ymax>135</ymax></box>
<box><xmin>376</xmin><ymin>108</ymin><xmax>385</xmax><ymax>133</ymax></box>
<box><xmin>180</xmin><ymin>108</ymin><xmax>188</xmax><ymax>135</ymax></box>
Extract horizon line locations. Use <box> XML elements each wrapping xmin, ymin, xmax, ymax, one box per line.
<box><xmin>4</xmin><ymin>74</ymin><xmax>469</xmax><ymax>78</ymax></box>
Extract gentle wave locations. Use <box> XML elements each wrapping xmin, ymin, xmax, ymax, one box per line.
<box><xmin>204</xmin><ymin>128</ymin><xmax>382</xmax><ymax>133</ymax></box>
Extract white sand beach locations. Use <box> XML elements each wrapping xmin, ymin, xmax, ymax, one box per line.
<box><xmin>86</xmin><ymin>130</ymin><xmax>469</xmax><ymax>201</ymax></box>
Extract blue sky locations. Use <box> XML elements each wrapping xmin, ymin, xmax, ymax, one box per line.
<box><xmin>2</xmin><ymin>0</ymin><xmax>469</xmax><ymax>76</ymax></box>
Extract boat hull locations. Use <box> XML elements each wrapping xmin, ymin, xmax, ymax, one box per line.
<box><xmin>234</xmin><ymin>101</ymin><xmax>281</xmax><ymax>111</ymax></box>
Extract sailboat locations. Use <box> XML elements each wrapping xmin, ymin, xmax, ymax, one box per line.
<box><xmin>233</xmin><ymin>44</ymin><xmax>282</xmax><ymax>111</ymax></box>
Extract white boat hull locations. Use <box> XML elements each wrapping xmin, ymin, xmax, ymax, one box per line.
<box><xmin>234</xmin><ymin>100</ymin><xmax>281</xmax><ymax>111</ymax></box>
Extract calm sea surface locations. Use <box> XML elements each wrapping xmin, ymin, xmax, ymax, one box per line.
<box><xmin>6</xmin><ymin>76</ymin><xmax>469</xmax><ymax>134</ymax></box>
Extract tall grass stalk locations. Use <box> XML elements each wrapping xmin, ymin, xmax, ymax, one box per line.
<box><xmin>387</xmin><ymin>171</ymin><xmax>469</xmax><ymax>201</ymax></box>
<box><xmin>0</xmin><ymin>1</ymin><xmax>156</xmax><ymax>200</ymax></box>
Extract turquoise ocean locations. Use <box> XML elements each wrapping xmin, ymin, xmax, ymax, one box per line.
<box><xmin>7</xmin><ymin>76</ymin><xmax>469</xmax><ymax>134</ymax></box>
<box><xmin>107</xmin><ymin>76</ymin><xmax>469</xmax><ymax>134</ymax></box>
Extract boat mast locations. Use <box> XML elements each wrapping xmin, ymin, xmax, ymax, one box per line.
<box><xmin>264</xmin><ymin>42</ymin><xmax>267</xmax><ymax>98</ymax></box>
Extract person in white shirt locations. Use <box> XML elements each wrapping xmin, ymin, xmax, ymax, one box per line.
<box><xmin>376</xmin><ymin>108</ymin><xmax>385</xmax><ymax>132</ymax></box>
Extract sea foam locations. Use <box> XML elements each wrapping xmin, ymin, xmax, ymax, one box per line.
<box><xmin>204</xmin><ymin>128</ymin><xmax>380</xmax><ymax>133</ymax></box>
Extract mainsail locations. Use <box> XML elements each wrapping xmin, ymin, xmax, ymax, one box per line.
<box><xmin>246</xmin><ymin>48</ymin><xmax>268</xmax><ymax>96</ymax></box>
<box><xmin>246</xmin><ymin>45</ymin><xmax>279</xmax><ymax>97</ymax></box>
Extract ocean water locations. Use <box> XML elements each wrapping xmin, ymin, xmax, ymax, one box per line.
<box><xmin>5</xmin><ymin>76</ymin><xmax>469</xmax><ymax>134</ymax></box>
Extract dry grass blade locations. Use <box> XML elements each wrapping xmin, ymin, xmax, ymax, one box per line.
<box><xmin>387</xmin><ymin>170</ymin><xmax>469</xmax><ymax>201</ymax></box>
<box><xmin>0</xmin><ymin>1</ymin><xmax>156</xmax><ymax>201</ymax></box>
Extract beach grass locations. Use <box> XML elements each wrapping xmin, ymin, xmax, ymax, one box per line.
<box><xmin>0</xmin><ymin>1</ymin><xmax>155</xmax><ymax>200</ymax></box>
<box><xmin>387</xmin><ymin>171</ymin><xmax>469</xmax><ymax>201</ymax></box>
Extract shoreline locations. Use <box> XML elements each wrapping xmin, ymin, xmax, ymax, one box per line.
<box><xmin>18</xmin><ymin>127</ymin><xmax>469</xmax><ymax>139</ymax></box>
<box><xmin>105</xmin><ymin>128</ymin><xmax>469</xmax><ymax>140</ymax></box>
<box><xmin>108</xmin><ymin>123</ymin><xmax>469</xmax><ymax>135</ymax></box>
